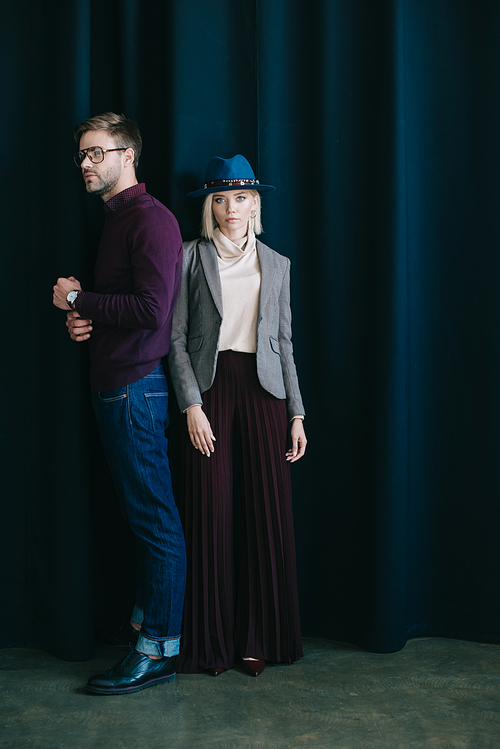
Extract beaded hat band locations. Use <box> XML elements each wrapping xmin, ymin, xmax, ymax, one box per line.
<box><xmin>188</xmin><ymin>155</ymin><xmax>275</xmax><ymax>197</ymax></box>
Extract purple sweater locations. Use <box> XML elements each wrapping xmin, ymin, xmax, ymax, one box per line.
<box><xmin>74</xmin><ymin>183</ymin><xmax>183</xmax><ymax>392</ymax></box>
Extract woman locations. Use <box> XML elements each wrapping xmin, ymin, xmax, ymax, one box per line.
<box><xmin>169</xmin><ymin>154</ymin><xmax>307</xmax><ymax>677</ymax></box>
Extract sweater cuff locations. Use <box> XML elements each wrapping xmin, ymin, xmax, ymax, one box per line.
<box><xmin>290</xmin><ymin>415</ymin><xmax>304</xmax><ymax>422</ymax></box>
<box><xmin>73</xmin><ymin>289</ymin><xmax>103</xmax><ymax>320</ymax></box>
<box><xmin>73</xmin><ymin>290</ymin><xmax>87</xmax><ymax>316</ymax></box>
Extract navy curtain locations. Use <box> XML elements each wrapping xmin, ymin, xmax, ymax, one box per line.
<box><xmin>2</xmin><ymin>0</ymin><xmax>500</xmax><ymax>660</ymax></box>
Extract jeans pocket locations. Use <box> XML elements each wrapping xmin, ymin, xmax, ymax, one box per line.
<box><xmin>97</xmin><ymin>386</ymin><xmax>127</xmax><ymax>402</ymax></box>
<box><xmin>144</xmin><ymin>393</ymin><xmax>169</xmax><ymax>433</ymax></box>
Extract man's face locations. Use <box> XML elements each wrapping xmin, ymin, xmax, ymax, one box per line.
<box><xmin>78</xmin><ymin>130</ymin><xmax>125</xmax><ymax>200</ymax></box>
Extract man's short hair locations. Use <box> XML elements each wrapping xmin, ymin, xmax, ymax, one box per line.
<box><xmin>74</xmin><ymin>112</ymin><xmax>142</xmax><ymax>171</ymax></box>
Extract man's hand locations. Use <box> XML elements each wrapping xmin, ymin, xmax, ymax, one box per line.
<box><xmin>186</xmin><ymin>405</ymin><xmax>216</xmax><ymax>456</ymax></box>
<box><xmin>53</xmin><ymin>275</ymin><xmax>82</xmax><ymax>310</ymax></box>
<box><xmin>66</xmin><ymin>310</ymin><xmax>93</xmax><ymax>342</ymax></box>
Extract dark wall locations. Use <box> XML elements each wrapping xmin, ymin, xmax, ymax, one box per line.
<box><xmin>2</xmin><ymin>0</ymin><xmax>500</xmax><ymax>660</ymax></box>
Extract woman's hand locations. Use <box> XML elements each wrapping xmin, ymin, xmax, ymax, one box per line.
<box><xmin>286</xmin><ymin>419</ymin><xmax>307</xmax><ymax>463</ymax></box>
<box><xmin>186</xmin><ymin>405</ymin><xmax>216</xmax><ymax>457</ymax></box>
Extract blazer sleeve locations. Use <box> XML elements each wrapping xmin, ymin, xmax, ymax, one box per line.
<box><xmin>278</xmin><ymin>258</ymin><xmax>306</xmax><ymax>420</ymax></box>
<box><xmin>168</xmin><ymin>244</ymin><xmax>204</xmax><ymax>412</ymax></box>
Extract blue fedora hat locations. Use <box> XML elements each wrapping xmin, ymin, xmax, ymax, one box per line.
<box><xmin>187</xmin><ymin>154</ymin><xmax>275</xmax><ymax>197</ymax></box>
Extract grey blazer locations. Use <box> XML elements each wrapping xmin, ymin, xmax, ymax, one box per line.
<box><xmin>168</xmin><ymin>238</ymin><xmax>305</xmax><ymax>420</ymax></box>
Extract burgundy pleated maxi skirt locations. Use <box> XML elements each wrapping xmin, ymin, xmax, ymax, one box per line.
<box><xmin>175</xmin><ymin>350</ymin><xmax>303</xmax><ymax>673</ymax></box>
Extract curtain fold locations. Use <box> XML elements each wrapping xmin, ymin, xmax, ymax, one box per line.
<box><xmin>2</xmin><ymin>0</ymin><xmax>499</xmax><ymax>660</ymax></box>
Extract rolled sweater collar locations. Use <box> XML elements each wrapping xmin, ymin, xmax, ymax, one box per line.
<box><xmin>213</xmin><ymin>227</ymin><xmax>256</xmax><ymax>260</ymax></box>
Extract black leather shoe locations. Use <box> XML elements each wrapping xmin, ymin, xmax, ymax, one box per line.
<box><xmin>95</xmin><ymin>622</ymin><xmax>139</xmax><ymax>650</ymax></box>
<box><xmin>207</xmin><ymin>667</ymin><xmax>227</xmax><ymax>676</ymax></box>
<box><xmin>86</xmin><ymin>650</ymin><xmax>176</xmax><ymax>694</ymax></box>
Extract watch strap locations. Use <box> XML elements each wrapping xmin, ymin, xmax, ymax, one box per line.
<box><xmin>66</xmin><ymin>289</ymin><xmax>80</xmax><ymax>310</ymax></box>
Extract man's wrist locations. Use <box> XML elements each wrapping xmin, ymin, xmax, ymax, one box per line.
<box><xmin>66</xmin><ymin>289</ymin><xmax>81</xmax><ymax>310</ymax></box>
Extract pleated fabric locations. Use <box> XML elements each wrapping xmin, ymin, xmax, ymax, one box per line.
<box><xmin>176</xmin><ymin>350</ymin><xmax>303</xmax><ymax>673</ymax></box>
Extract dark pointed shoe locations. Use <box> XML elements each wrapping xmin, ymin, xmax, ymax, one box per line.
<box><xmin>95</xmin><ymin>622</ymin><xmax>139</xmax><ymax>651</ymax></box>
<box><xmin>241</xmin><ymin>659</ymin><xmax>265</xmax><ymax>677</ymax></box>
<box><xmin>86</xmin><ymin>650</ymin><xmax>176</xmax><ymax>694</ymax></box>
<box><xmin>207</xmin><ymin>667</ymin><xmax>227</xmax><ymax>677</ymax></box>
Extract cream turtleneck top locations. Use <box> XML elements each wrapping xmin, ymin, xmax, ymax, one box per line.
<box><xmin>212</xmin><ymin>227</ymin><xmax>261</xmax><ymax>353</ymax></box>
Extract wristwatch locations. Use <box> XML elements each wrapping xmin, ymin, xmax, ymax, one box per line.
<box><xmin>66</xmin><ymin>289</ymin><xmax>80</xmax><ymax>310</ymax></box>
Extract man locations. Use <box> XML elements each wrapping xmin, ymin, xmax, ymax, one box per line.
<box><xmin>53</xmin><ymin>112</ymin><xmax>186</xmax><ymax>695</ymax></box>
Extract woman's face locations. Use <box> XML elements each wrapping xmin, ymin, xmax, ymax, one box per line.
<box><xmin>211</xmin><ymin>190</ymin><xmax>258</xmax><ymax>239</ymax></box>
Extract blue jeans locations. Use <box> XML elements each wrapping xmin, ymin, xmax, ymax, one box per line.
<box><xmin>92</xmin><ymin>365</ymin><xmax>186</xmax><ymax>657</ymax></box>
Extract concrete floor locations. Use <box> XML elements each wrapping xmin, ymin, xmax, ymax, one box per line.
<box><xmin>0</xmin><ymin>637</ymin><xmax>499</xmax><ymax>748</ymax></box>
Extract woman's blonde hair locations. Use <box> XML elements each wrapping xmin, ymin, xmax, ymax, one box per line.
<box><xmin>201</xmin><ymin>190</ymin><xmax>262</xmax><ymax>240</ymax></box>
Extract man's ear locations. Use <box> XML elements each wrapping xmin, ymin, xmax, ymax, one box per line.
<box><xmin>124</xmin><ymin>147</ymin><xmax>135</xmax><ymax>168</ymax></box>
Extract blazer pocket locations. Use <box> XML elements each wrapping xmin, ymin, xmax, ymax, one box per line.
<box><xmin>187</xmin><ymin>335</ymin><xmax>203</xmax><ymax>354</ymax></box>
<box><xmin>269</xmin><ymin>336</ymin><xmax>281</xmax><ymax>356</ymax></box>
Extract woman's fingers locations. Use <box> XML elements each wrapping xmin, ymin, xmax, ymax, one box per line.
<box><xmin>192</xmin><ymin>432</ymin><xmax>214</xmax><ymax>456</ymax></box>
<box><xmin>186</xmin><ymin>406</ymin><xmax>216</xmax><ymax>456</ymax></box>
<box><xmin>286</xmin><ymin>420</ymin><xmax>307</xmax><ymax>462</ymax></box>
<box><xmin>190</xmin><ymin>430</ymin><xmax>212</xmax><ymax>456</ymax></box>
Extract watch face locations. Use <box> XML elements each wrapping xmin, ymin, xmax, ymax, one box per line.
<box><xmin>67</xmin><ymin>290</ymin><xmax>78</xmax><ymax>306</ymax></box>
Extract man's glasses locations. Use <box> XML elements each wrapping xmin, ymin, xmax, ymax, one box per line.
<box><xmin>73</xmin><ymin>146</ymin><xmax>128</xmax><ymax>167</ymax></box>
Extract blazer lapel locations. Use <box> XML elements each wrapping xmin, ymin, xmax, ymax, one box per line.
<box><xmin>257</xmin><ymin>240</ymin><xmax>277</xmax><ymax>315</ymax></box>
<box><xmin>199</xmin><ymin>240</ymin><xmax>224</xmax><ymax>318</ymax></box>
